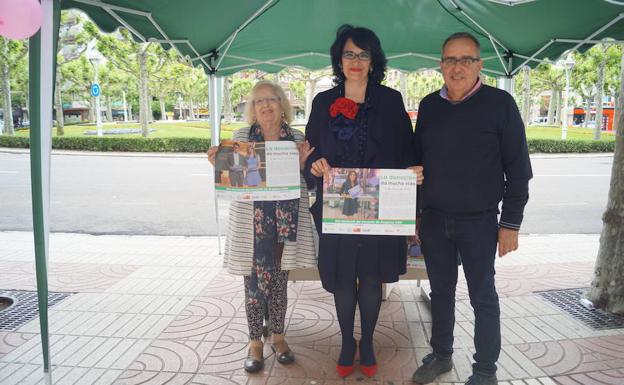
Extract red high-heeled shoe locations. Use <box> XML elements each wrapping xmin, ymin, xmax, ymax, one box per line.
<box><xmin>360</xmin><ymin>363</ymin><xmax>378</xmax><ymax>378</ymax></box>
<box><xmin>336</xmin><ymin>363</ymin><xmax>354</xmax><ymax>378</ymax></box>
<box><xmin>336</xmin><ymin>340</ymin><xmax>357</xmax><ymax>378</ymax></box>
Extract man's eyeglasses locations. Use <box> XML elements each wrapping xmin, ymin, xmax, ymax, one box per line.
<box><xmin>253</xmin><ymin>96</ymin><xmax>281</xmax><ymax>105</ymax></box>
<box><xmin>342</xmin><ymin>50</ymin><xmax>371</xmax><ymax>61</ymax></box>
<box><xmin>440</xmin><ymin>56</ymin><xmax>481</xmax><ymax>67</ymax></box>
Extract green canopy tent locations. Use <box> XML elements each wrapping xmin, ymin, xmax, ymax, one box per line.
<box><xmin>28</xmin><ymin>0</ymin><xmax>624</xmax><ymax>381</ymax></box>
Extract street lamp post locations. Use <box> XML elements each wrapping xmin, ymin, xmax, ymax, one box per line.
<box><xmin>88</xmin><ymin>53</ymin><xmax>103</xmax><ymax>137</ymax></box>
<box><xmin>561</xmin><ymin>55</ymin><xmax>576</xmax><ymax>140</ymax></box>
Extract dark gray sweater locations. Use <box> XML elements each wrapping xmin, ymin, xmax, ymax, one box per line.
<box><xmin>414</xmin><ymin>85</ymin><xmax>533</xmax><ymax>230</ymax></box>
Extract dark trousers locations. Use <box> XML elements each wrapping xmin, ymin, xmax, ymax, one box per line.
<box><xmin>420</xmin><ymin>210</ymin><xmax>501</xmax><ymax>375</ymax></box>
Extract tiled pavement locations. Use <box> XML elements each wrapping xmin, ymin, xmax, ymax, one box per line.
<box><xmin>0</xmin><ymin>231</ymin><xmax>622</xmax><ymax>385</ymax></box>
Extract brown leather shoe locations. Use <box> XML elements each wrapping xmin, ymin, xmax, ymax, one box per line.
<box><xmin>271</xmin><ymin>334</ymin><xmax>295</xmax><ymax>365</ymax></box>
<box><xmin>244</xmin><ymin>342</ymin><xmax>264</xmax><ymax>373</ymax></box>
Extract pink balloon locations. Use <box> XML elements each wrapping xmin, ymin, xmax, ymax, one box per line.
<box><xmin>0</xmin><ymin>0</ymin><xmax>43</xmax><ymax>40</ymax></box>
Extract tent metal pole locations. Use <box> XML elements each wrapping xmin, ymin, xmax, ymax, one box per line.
<box><xmin>556</xmin><ymin>38</ymin><xmax>623</xmax><ymax>44</ymax></box>
<box><xmin>482</xmin><ymin>68</ymin><xmax>506</xmax><ymax>76</ymax></box>
<box><xmin>488</xmin><ymin>0</ymin><xmax>537</xmax><ymax>5</ymax></box>
<box><xmin>213</xmin><ymin>0</ymin><xmax>277</xmax><ymax>71</ymax></box>
<box><xmin>512</xmin><ymin>53</ymin><xmax>549</xmax><ymax>66</ymax></box>
<box><xmin>570</xmin><ymin>13</ymin><xmax>624</xmax><ymax>53</ymax></box>
<box><xmin>447</xmin><ymin>0</ymin><xmax>510</xmax><ymax>52</ymax></box>
<box><xmin>387</xmin><ymin>52</ymin><xmax>440</xmax><ymax>62</ymax></box>
<box><xmin>209</xmin><ymin>74</ymin><xmax>223</xmax><ymax>254</ymax></box>
<box><xmin>216</xmin><ymin>0</ymin><xmax>277</xmax><ymax>53</ymax></box>
<box><xmin>103</xmin><ymin>8</ymin><xmax>146</xmax><ymax>42</ymax></box>
<box><xmin>513</xmin><ymin>39</ymin><xmax>554</xmax><ymax>75</ymax></box>
<box><xmin>489</xmin><ymin>35</ymin><xmax>509</xmax><ymax>76</ymax></box>
<box><xmin>72</xmin><ymin>0</ymin><xmax>212</xmax><ymax>69</ymax></box>
<box><xmin>72</xmin><ymin>0</ymin><xmax>150</xmax><ymax>17</ymax></box>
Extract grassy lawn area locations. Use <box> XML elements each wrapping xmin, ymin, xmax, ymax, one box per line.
<box><xmin>14</xmin><ymin>121</ymin><xmax>247</xmax><ymax>139</ymax></box>
<box><xmin>526</xmin><ymin>125</ymin><xmax>616</xmax><ymax>141</ymax></box>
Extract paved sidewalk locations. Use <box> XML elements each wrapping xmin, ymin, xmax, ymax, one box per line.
<box><xmin>0</xmin><ymin>231</ymin><xmax>622</xmax><ymax>385</ymax></box>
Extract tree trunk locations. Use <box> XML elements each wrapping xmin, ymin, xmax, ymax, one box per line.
<box><xmin>1</xmin><ymin>38</ymin><xmax>14</xmax><ymax>135</ymax></box>
<box><xmin>122</xmin><ymin>90</ymin><xmax>128</xmax><ymax>122</ymax></box>
<box><xmin>586</xmin><ymin>50</ymin><xmax>624</xmax><ymax>315</ymax></box>
<box><xmin>138</xmin><ymin>45</ymin><xmax>149</xmax><ymax>137</ymax></box>
<box><xmin>54</xmin><ymin>73</ymin><xmax>64</xmax><ymax>136</ymax></box>
<box><xmin>148</xmin><ymin>93</ymin><xmax>153</xmax><ymax>123</ymax></box>
<box><xmin>594</xmin><ymin>56</ymin><xmax>606</xmax><ymax>140</ymax></box>
<box><xmin>159</xmin><ymin>96</ymin><xmax>166</xmax><ymax>121</ymax></box>
<box><xmin>304</xmin><ymin>78</ymin><xmax>317</xmax><ymax>121</ymax></box>
<box><xmin>89</xmin><ymin>97</ymin><xmax>95</xmax><ymax>123</ymax></box>
<box><xmin>556</xmin><ymin>89</ymin><xmax>563</xmax><ymax>126</ymax></box>
<box><xmin>222</xmin><ymin>77</ymin><xmax>233</xmax><ymax>122</ymax></box>
<box><xmin>615</xmin><ymin>46</ymin><xmax>624</xmax><ymax>133</ymax></box>
<box><xmin>106</xmin><ymin>95</ymin><xmax>113</xmax><ymax>122</ymax></box>
<box><xmin>614</xmin><ymin>93</ymin><xmax>621</xmax><ymax>133</ymax></box>
<box><xmin>584</xmin><ymin>97</ymin><xmax>592</xmax><ymax>128</ymax></box>
<box><xmin>547</xmin><ymin>89</ymin><xmax>556</xmax><ymax>125</ymax></box>
<box><xmin>399</xmin><ymin>71</ymin><xmax>408</xmax><ymax>107</ymax></box>
<box><xmin>521</xmin><ymin>67</ymin><xmax>531</xmax><ymax>126</ymax></box>
<box><xmin>189</xmin><ymin>97</ymin><xmax>195</xmax><ymax>120</ymax></box>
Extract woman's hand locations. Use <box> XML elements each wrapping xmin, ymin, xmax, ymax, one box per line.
<box><xmin>207</xmin><ymin>146</ymin><xmax>218</xmax><ymax>166</ymax></box>
<box><xmin>297</xmin><ymin>140</ymin><xmax>315</xmax><ymax>171</ymax></box>
<box><xmin>408</xmin><ymin>165</ymin><xmax>424</xmax><ymax>185</ymax></box>
<box><xmin>311</xmin><ymin>157</ymin><xmax>331</xmax><ymax>178</ymax></box>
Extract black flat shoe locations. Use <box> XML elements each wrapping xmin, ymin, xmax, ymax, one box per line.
<box><xmin>271</xmin><ymin>343</ymin><xmax>295</xmax><ymax>364</ymax></box>
<box><xmin>244</xmin><ymin>346</ymin><xmax>264</xmax><ymax>373</ymax></box>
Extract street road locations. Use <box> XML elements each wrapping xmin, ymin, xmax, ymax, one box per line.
<box><xmin>0</xmin><ymin>151</ymin><xmax>613</xmax><ymax>235</ymax></box>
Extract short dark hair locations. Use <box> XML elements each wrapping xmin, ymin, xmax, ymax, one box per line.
<box><xmin>330</xmin><ymin>24</ymin><xmax>387</xmax><ymax>85</ymax></box>
<box><xmin>442</xmin><ymin>32</ymin><xmax>481</xmax><ymax>53</ymax></box>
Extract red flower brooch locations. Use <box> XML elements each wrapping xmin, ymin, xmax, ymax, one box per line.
<box><xmin>329</xmin><ymin>97</ymin><xmax>359</xmax><ymax>120</ymax></box>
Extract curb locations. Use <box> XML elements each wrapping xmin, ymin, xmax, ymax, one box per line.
<box><xmin>1</xmin><ymin>147</ymin><xmax>614</xmax><ymax>159</ymax></box>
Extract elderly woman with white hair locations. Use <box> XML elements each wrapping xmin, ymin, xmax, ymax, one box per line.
<box><xmin>207</xmin><ymin>80</ymin><xmax>316</xmax><ymax>373</ymax></box>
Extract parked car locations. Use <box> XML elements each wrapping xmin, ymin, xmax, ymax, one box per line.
<box><xmin>530</xmin><ymin>116</ymin><xmax>548</xmax><ymax>125</ymax></box>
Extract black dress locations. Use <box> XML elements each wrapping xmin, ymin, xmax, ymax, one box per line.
<box><xmin>340</xmin><ymin>180</ymin><xmax>359</xmax><ymax>216</ymax></box>
<box><xmin>304</xmin><ymin>83</ymin><xmax>415</xmax><ymax>293</ymax></box>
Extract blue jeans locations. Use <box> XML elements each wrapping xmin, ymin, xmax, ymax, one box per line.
<box><xmin>420</xmin><ymin>209</ymin><xmax>501</xmax><ymax>375</ymax></box>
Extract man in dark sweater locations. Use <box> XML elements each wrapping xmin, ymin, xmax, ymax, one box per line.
<box><xmin>411</xmin><ymin>33</ymin><xmax>532</xmax><ymax>385</ymax></box>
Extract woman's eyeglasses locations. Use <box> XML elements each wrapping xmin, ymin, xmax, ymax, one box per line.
<box><xmin>253</xmin><ymin>96</ymin><xmax>281</xmax><ymax>105</ymax></box>
<box><xmin>342</xmin><ymin>50</ymin><xmax>371</xmax><ymax>61</ymax></box>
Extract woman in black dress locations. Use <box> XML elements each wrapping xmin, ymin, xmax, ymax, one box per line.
<box><xmin>340</xmin><ymin>170</ymin><xmax>360</xmax><ymax>217</ymax></box>
<box><xmin>304</xmin><ymin>25</ymin><xmax>423</xmax><ymax>378</ymax></box>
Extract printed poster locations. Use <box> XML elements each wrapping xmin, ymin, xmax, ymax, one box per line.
<box><xmin>214</xmin><ymin>140</ymin><xmax>300</xmax><ymax>201</ymax></box>
<box><xmin>321</xmin><ymin>168</ymin><xmax>417</xmax><ymax>235</ymax></box>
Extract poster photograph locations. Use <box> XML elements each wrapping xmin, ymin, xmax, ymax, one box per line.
<box><xmin>214</xmin><ymin>140</ymin><xmax>300</xmax><ymax>201</ymax></box>
<box><xmin>321</xmin><ymin>168</ymin><xmax>417</xmax><ymax>235</ymax></box>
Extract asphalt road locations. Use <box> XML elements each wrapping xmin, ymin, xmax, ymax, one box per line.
<box><xmin>0</xmin><ymin>150</ymin><xmax>614</xmax><ymax>235</ymax></box>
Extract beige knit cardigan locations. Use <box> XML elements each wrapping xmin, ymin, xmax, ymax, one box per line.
<box><xmin>223</xmin><ymin>127</ymin><xmax>318</xmax><ymax>275</ymax></box>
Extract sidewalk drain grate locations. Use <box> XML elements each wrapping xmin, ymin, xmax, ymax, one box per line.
<box><xmin>0</xmin><ymin>289</ymin><xmax>73</xmax><ymax>331</ymax></box>
<box><xmin>537</xmin><ymin>288</ymin><xmax>624</xmax><ymax>330</ymax></box>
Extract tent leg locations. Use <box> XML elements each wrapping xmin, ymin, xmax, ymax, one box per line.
<box><xmin>29</xmin><ymin>0</ymin><xmax>59</xmax><ymax>381</ymax></box>
<box><xmin>496</xmin><ymin>76</ymin><xmax>513</xmax><ymax>94</ymax></box>
<box><xmin>209</xmin><ymin>75</ymin><xmax>224</xmax><ymax>253</ymax></box>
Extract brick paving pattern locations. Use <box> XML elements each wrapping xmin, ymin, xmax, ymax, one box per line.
<box><xmin>0</xmin><ymin>232</ymin><xmax>622</xmax><ymax>384</ymax></box>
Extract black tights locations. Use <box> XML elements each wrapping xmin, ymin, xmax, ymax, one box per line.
<box><xmin>334</xmin><ymin>273</ymin><xmax>382</xmax><ymax>366</ymax></box>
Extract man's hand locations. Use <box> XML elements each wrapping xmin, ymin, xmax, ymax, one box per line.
<box><xmin>498</xmin><ymin>227</ymin><xmax>518</xmax><ymax>257</ymax></box>
<box><xmin>311</xmin><ymin>157</ymin><xmax>331</xmax><ymax>179</ymax></box>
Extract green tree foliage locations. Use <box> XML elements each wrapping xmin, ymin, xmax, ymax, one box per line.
<box><xmin>0</xmin><ymin>37</ymin><xmax>28</xmax><ymax>135</ymax></box>
<box><xmin>55</xmin><ymin>10</ymin><xmax>90</xmax><ymax>135</ymax></box>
